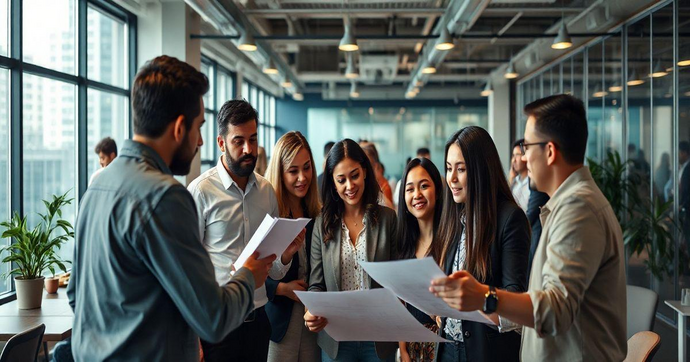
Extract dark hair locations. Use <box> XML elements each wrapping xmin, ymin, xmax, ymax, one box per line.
<box><xmin>416</xmin><ymin>147</ymin><xmax>430</xmax><ymax>156</ymax></box>
<box><xmin>217</xmin><ymin>100</ymin><xmax>259</xmax><ymax>137</ymax></box>
<box><xmin>396</xmin><ymin>158</ymin><xmax>444</xmax><ymax>262</ymax></box>
<box><xmin>680</xmin><ymin>141</ymin><xmax>690</xmax><ymax>154</ymax></box>
<box><xmin>132</xmin><ymin>56</ymin><xmax>209</xmax><ymax>138</ymax></box>
<box><xmin>95</xmin><ymin>137</ymin><xmax>117</xmax><ymax>156</ymax></box>
<box><xmin>324</xmin><ymin>141</ymin><xmax>335</xmax><ymax>157</ymax></box>
<box><xmin>320</xmin><ymin>139</ymin><xmax>380</xmax><ymax>242</ymax></box>
<box><xmin>523</xmin><ymin>94</ymin><xmax>588</xmax><ymax>165</ymax></box>
<box><xmin>438</xmin><ymin>126</ymin><xmax>519</xmax><ymax>282</ymax></box>
<box><xmin>512</xmin><ymin>138</ymin><xmax>524</xmax><ymax>151</ymax></box>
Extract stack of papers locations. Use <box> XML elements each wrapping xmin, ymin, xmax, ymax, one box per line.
<box><xmin>233</xmin><ymin>215</ymin><xmax>311</xmax><ymax>269</ymax></box>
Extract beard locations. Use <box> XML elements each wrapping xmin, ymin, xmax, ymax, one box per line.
<box><xmin>225</xmin><ymin>149</ymin><xmax>257</xmax><ymax>178</ymax></box>
<box><xmin>170</xmin><ymin>134</ymin><xmax>198</xmax><ymax>175</ymax></box>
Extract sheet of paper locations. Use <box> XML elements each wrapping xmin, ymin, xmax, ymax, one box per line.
<box><xmin>233</xmin><ymin>215</ymin><xmax>311</xmax><ymax>269</ymax></box>
<box><xmin>295</xmin><ymin>289</ymin><xmax>448</xmax><ymax>342</ymax></box>
<box><xmin>360</xmin><ymin>258</ymin><xmax>495</xmax><ymax>325</ymax></box>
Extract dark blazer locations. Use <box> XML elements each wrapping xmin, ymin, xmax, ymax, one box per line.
<box><xmin>525</xmin><ymin>188</ymin><xmax>549</xmax><ymax>277</ymax></box>
<box><xmin>265</xmin><ymin>218</ymin><xmax>314</xmax><ymax>343</ymax></box>
<box><xmin>439</xmin><ymin>199</ymin><xmax>530</xmax><ymax>362</ymax></box>
<box><xmin>308</xmin><ymin>205</ymin><xmax>398</xmax><ymax>360</ymax></box>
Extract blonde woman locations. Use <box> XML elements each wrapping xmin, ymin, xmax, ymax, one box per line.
<box><xmin>265</xmin><ymin>131</ymin><xmax>322</xmax><ymax>362</ymax></box>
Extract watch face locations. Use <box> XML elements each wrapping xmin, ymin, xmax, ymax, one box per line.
<box><xmin>483</xmin><ymin>295</ymin><xmax>498</xmax><ymax>314</ymax></box>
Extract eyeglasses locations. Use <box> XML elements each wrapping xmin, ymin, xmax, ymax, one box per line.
<box><xmin>519</xmin><ymin>141</ymin><xmax>550</xmax><ymax>155</ymax></box>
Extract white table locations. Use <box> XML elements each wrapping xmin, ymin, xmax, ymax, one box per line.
<box><xmin>665</xmin><ymin>300</ymin><xmax>690</xmax><ymax>362</ymax></box>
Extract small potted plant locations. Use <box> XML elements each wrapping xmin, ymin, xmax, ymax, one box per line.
<box><xmin>1</xmin><ymin>192</ymin><xmax>73</xmax><ymax>309</ymax></box>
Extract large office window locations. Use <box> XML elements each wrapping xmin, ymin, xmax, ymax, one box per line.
<box><xmin>242</xmin><ymin>80</ymin><xmax>276</xmax><ymax>158</ymax></box>
<box><xmin>200</xmin><ymin>56</ymin><xmax>235</xmax><ymax>173</ymax></box>
<box><xmin>1</xmin><ymin>0</ymin><xmax>135</xmax><ymax>299</ymax></box>
<box><xmin>515</xmin><ymin>0</ymin><xmax>688</xmax><ymax>325</ymax></box>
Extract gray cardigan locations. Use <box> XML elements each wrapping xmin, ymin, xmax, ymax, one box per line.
<box><xmin>308</xmin><ymin>205</ymin><xmax>398</xmax><ymax>360</ymax></box>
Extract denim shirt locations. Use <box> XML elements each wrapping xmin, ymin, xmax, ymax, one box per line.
<box><xmin>67</xmin><ymin>140</ymin><xmax>255</xmax><ymax>361</ymax></box>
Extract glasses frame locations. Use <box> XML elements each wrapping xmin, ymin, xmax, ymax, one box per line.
<box><xmin>519</xmin><ymin>141</ymin><xmax>550</xmax><ymax>155</ymax></box>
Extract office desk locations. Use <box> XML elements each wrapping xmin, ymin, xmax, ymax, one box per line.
<box><xmin>665</xmin><ymin>300</ymin><xmax>690</xmax><ymax>362</ymax></box>
<box><xmin>0</xmin><ymin>287</ymin><xmax>73</xmax><ymax>342</ymax></box>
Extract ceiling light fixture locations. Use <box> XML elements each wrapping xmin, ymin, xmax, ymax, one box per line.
<box><xmin>281</xmin><ymin>76</ymin><xmax>293</xmax><ymax>88</ymax></box>
<box><xmin>339</xmin><ymin>24</ymin><xmax>359</xmax><ymax>52</ymax></box>
<box><xmin>238</xmin><ymin>31</ymin><xmax>257</xmax><ymax>52</ymax></box>
<box><xmin>350</xmin><ymin>83</ymin><xmax>360</xmax><ymax>98</ymax></box>
<box><xmin>480</xmin><ymin>81</ymin><xmax>493</xmax><ymax>97</ymax></box>
<box><xmin>435</xmin><ymin>27</ymin><xmax>455</xmax><ymax>51</ymax></box>
<box><xmin>504</xmin><ymin>61</ymin><xmax>519</xmax><ymax>79</ymax></box>
<box><xmin>345</xmin><ymin>55</ymin><xmax>359</xmax><ymax>79</ymax></box>
<box><xmin>627</xmin><ymin>69</ymin><xmax>645</xmax><ymax>86</ymax></box>
<box><xmin>263</xmin><ymin>60</ymin><xmax>278</xmax><ymax>75</ymax></box>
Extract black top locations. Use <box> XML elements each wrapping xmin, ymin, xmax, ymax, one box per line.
<box><xmin>439</xmin><ymin>199</ymin><xmax>530</xmax><ymax>362</ymax></box>
<box><xmin>406</xmin><ymin>303</ymin><xmax>435</xmax><ymax>326</ymax></box>
<box><xmin>265</xmin><ymin>214</ymin><xmax>315</xmax><ymax>343</ymax></box>
<box><xmin>525</xmin><ymin>187</ymin><xmax>549</xmax><ymax>278</ymax></box>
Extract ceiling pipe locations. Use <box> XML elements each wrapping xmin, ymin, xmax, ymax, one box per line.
<box><xmin>405</xmin><ymin>0</ymin><xmax>492</xmax><ymax>96</ymax></box>
<box><xmin>186</xmin><ymin>0</ymin><xmax>304</xmax><ymax>95</ymax></box>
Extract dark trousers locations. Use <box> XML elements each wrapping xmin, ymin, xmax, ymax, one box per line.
<box><xmin>438</xmin><ymin>336</ymin><xmax>467</xmax><ymax>362</ymax></box>
<box><xmin>201</xmin><ymin>306</ymin><xmax>271</xmax><ymax>362</ymax></box>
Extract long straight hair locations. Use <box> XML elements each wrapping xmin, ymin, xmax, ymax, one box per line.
<box><xmin>438</xmin><ymin>126</ymin><xmax>517</xmax><ymax>282</ymax></box>
<box><xmin>396</xmin><ymin>158</ymin><xmax>444</xmax><ymax>262</ymax></box>
<box><xmin>265</xmin><ymin>131</ymin><xmax>321</xmax><ymax>218</ymax></box>
<box><xmin>321</xmin><ymin>139</ymin><xmax>380</xmax><ymax>242</ymax></box>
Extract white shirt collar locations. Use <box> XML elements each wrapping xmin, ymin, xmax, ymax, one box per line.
<box><xmin>216</xmin><ymin>156</ymin><xmax>257</xmax><ymax>192</ymax></box>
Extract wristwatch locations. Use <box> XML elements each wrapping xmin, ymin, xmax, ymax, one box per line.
<box><xmin>483</xmin><ymin>285</ymin><xmax>498</xmax><ymax>314</ymax></box>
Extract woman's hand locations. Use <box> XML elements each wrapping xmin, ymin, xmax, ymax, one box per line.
<box><xmin>429</xmin><ymin>270</ymin><xmax>489</xmax><ymax>311</ymax></box>
<box><xmin>399</xmin><ymin>342</ymin><xmax>411</xmax><ymax>362</ymax></box>
<box><xmin>304</xmin><ymin>309</ymin><xmax>328</xmax><ymax>333</ymax></box>
<box><xmin>282</xmin><ymin>228</ymin><xmax>307</xmax><ymax>265</ymax></box>
<box><xmin>276</xmin><ymin>280</ymin><xmax>308</xmax><ymax>302</ymax></box>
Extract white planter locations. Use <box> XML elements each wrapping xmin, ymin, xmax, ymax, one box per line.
<box><xmin>15</xmin><ymin>276</ymin><xmax>45</xmax><ymax>309</ymax></box>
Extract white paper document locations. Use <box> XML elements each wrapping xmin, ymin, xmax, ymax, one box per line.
<box><xmin>295</xmin><ymin>289</ymin><xmax>448</xmax><ymax>342</ymax></box>
<box><xmin>233</xmin><ymin>214</ymin><xmax>311</xmax><ymax>269</ymax></box>
<box><xmin>360</xmin><ymin>258</ymin><xmax>495</xmax><ymax>325</ymax></box>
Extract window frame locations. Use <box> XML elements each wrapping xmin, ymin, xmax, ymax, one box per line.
<box><xmin>199</xmin><ymin>55</ymin><xmax>236</xmax><ymax>170</ymax></box>
<box><xmin>0</xmin><ymin>0</ymin><xmax>136</xmax><ymax>304</ymax></box>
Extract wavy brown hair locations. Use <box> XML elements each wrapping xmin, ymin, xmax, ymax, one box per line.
<box><xmin>265</xmin><ymin>131</ymin><xmax>321</xmax><ymax>218</ymax></box>
<box><xmin>438</xmin><ymin>126</ymin><xmax>517</xmax><ymax>282</ymax></box>
<box><xmin>320</xmin><ymin>139</ymin><xmax>380</xmax><ymax>242</ymax></box>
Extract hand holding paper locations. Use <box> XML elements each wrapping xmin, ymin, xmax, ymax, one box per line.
<box><xmin>233</xmin><ymin>214</ymin><xmax>311</xmax><ymax>270</ymax></box>
<box><xmin>359</xmin><ymin>258</ymin><xmax>495</xmax><ymax>325</ymax></box>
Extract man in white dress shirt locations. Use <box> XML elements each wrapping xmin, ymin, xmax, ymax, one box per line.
<box><xmin>188</xmin><ymin>100</ymin><xmax>302</xmax><ymax>362</ymax></box>
<box><xmin>510</xmin><ymin>138</ymin><xmax>530</xmax><ymax>211</ymax></box>
<box><xmin>88</xmin><ymin>137</ymin><xmax>117</xmax><ymax>186</ymax></box>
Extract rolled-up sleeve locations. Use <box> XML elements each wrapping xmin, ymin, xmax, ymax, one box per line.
<box><xmin>528</xmin><ymin>196</ymin><xmax>606</xmax><ymax>337</ymax></box>
<box><xmin>134</xmin><ymin>186</ymin><xmax>255</xmax><ymax>343</ymax></box>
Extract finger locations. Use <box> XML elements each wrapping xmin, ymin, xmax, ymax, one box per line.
<box><xmin>296</xmin><ymin>280</ymin><xmax>308</xmax><ymax>288</ymax></box>
<box><xmin>448</xmin><ymin>270</ymin><xmax>470</xmax><ymax>279</ymax></box>
<box><xmin>432</xmin><ymin>290</ymin><xmax>461</xmax><ymax>299</ymax></box>
<box><xmin>260</xmin><ymin>254</ymin><xmax>277</xmax><ymax>263</ymax></box>
<box><xmin>247</xmin><ymin>251</ymin><xmax>260</xmax><ymax>261</ymax></box>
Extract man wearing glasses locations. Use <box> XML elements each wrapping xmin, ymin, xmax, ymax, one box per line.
<box><xmin>430</xmin><ymin>94</ymin><xmax>627</xmax><ymax>361</ymax></box>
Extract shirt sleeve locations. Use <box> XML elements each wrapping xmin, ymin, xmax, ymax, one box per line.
<box><xmin>187</xmin><ymin>182</ymin><xmax>207</xmax><ymax>244</ymax></box>
<box><xmin>133</xmin><ymin>185</ymin><xmax>255</xmax><ymax>343</ymax></box>
<box><xmin>528</xmin><ymin>196</ymin><xmax>606</xmax><ymax>337</ymax></box>
<box><xmin>308</xmin><ymin>218</ymin><xmax>327</xmax><ymax>292</ymax></box>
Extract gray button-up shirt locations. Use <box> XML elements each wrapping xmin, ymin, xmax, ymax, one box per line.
<box><xmin>67</xmin><ymin>140</ymin><xmax>255</xmax><ymax>361</ymax></box>
<box><xmin>521</xmin><ymin>166</ymin><xmax>627</xmax><ymax>362</ymax></box>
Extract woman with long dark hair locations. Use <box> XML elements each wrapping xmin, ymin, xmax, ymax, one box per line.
<box><xmin>433</xmin><ymin>126</ymin><xmax>530</xmax><ymax>362</ymax></box>
<box><xmin>304</xmin><ymin>139</ymin><xmax>397</xmax><ymax>362</ymax></box>
<box><xmin>395</xmin><ymin>157</ymin><xmax>444</xmax><ymax>362</ymax></box>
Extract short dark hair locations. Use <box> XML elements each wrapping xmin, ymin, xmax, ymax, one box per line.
<box><xmin>324</xmin><ymin>141</ymin><xmax>335</xmax><ymax>157</ymax></box>
<box><xmin>416</xmin><ymin>147</ymin><xmax>430</xmax><ymax>156</ymax></box>
<box><xmin>131</xmin><ymin>56</ymin><xmax>209</xmax><ymax>138</ymax></box>
<box><xmin>217</xmin><ymin>100</ymin><xmax>258</xmax><ymax>137</ymax></box>
<box><xmin>512</xmin><ymin>138</ymin><xmax>524</xmax><ymax>150</ymax></box>
<box><xmin>95</xmin><ymin>137</ymin><xmax>117</xmax><ymax>156</ymax></box>
<box><xmin>524</xmin><ymin>94</ymin><xmax>588</xmax><ymax>165</ymax></box>
<box><xmin>680</xmin><ymin>141</ymin><xmax>690</xmax><ymax>154</ymax></box>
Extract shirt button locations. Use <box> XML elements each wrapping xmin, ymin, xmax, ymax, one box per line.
<box><xmin>464</xmin><ymin>331</ymin><xmax>471</xmax><ymax>339</ymax></box>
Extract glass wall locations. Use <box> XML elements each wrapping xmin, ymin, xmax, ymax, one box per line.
<box><xmin>307</xmin><ymin>106</ymin><xmax>489</xmax><ymax>181</ymax></box>
<box><xmin>199</xmin><ymin>57</ymin><xmax>235</xmax><ymax>173</ymax></box>
<box><xmin>0</xmin><ymin>0</ymin><xmax>135</xmax><ymax>298</ymax></box>
<box><xmin>242</xmin><ymin>80</ymin><xmax>277</xmax><ymax>160</ymax></box>
<box><xmin>516</xmin><ymin>0</ymin><xmax>688</xmax><ymax>323</ymax></box>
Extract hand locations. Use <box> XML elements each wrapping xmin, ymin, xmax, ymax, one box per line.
<box><xmin>399</xmin><ymin>342</ymin><xmax>411</xmax><ymax>362</ymax></box>
<box><xmin>509</xmin><ymin>167</ymin><xmax>516</xmax><ymax>184</ymax></box>
<box><xmin>277</xmin><ymin>280</ymin><xmax>308</xmax><ymax>302</ymax></box>
<box><xmin>282</xmin><ymin>228</ymin><xmax>306</xmax><ymax>265</ymax></box>
<box><xmin>429</xmin><ymin>270</ymin><xmax>489</xmax><ymax>311</ymax></box>
<box><xmin>242</xmin><ymin>251</ymin><xmax>277</xmax><ymax>289</ymax></box>
<box><xmin>304</xmin><ymin>309</ymin><xmax>328</xmax><ymax>333</ymax></box>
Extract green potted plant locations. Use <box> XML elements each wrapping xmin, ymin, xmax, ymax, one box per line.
<box><xmin>589</xmin><ymin>151</ymin><xmax>686</xmax><ymax>281</ymax></box>
<box><xmin>1</xmin><ymin>192</ymin><xmax>73</xmax><ymax>309</ymax></box>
